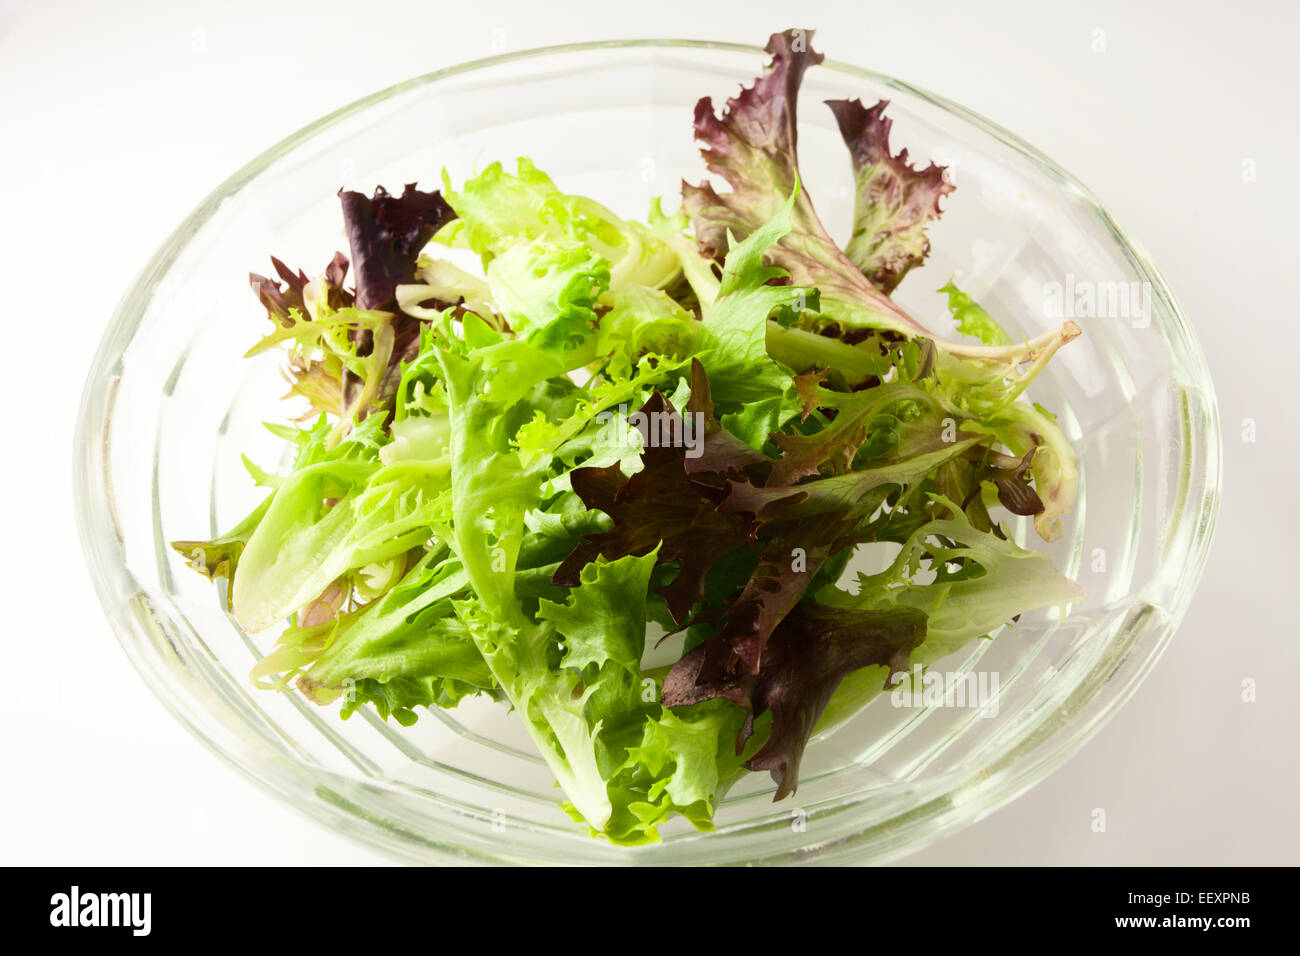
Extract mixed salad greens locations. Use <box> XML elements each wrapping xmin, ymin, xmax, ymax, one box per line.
<box><xmin>175</xmin><ymin>28</ymin><xmax>1083</xmax><ymax>844</ymax></box>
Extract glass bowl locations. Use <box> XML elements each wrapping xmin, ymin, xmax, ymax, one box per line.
<box><xmin>74</xmin><ymin>39</ymin><xmax>1220</xmax><ymax>865</ymax></box>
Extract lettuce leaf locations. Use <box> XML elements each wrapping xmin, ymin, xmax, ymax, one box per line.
<box><xmin>683</xmin><ymin>28</ymin><xmax>1084</xmax><ymax>381</ymax></box>
<box><xmin>339</xmin><ymin>183</ymin><xmax>455</xmax><ymax>311</ymax></box>
<box><xmin>826</xmin><ymin>506</ymin><xmax>1084</xmax><ymax>664</ymax></box>
<box><xmin>553</xmin><ymin>389</ymin><xmax>754</xmax><ymax>626</ymax></box>
<box><xmin>827</xmin><ymin>98</ymin><xmax>954</xmax><ymax>294</ymax></box>
<box><xmin>683</xmin><ymin>29</ymin><xmax>928</xmax><ymax>339</ymax></box>
<box><xmin>939</xmin><ymin>279</ymin><xmax>1012</xmax><ymax>346</ymax></box>
<box><xmin>694</xmin><ymin>192</ymin><xmax>802</xmax><ymax>406</ymax></box>
<box><xmin>663</xmin><ymin>602</ymin><xmax>927</xmax><ymax>798</ymax></box>
<box><xmin>440</xmin><ymin>158</ymin><xmax>680</xmax><ymax>295</ymax></box>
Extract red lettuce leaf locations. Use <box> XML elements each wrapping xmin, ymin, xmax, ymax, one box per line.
<box><xmin>557</xmin><ymin>360</ymin><xmax>976</xmax><ymax>695</ymax></box>
<box><xmin>249</xmin><ymin>251</ymin><xmax>352</xmax><ymax>323</ymax></box>
<box><xmin>825</xmin><ymin>98</ymin><xmax>953</xmax><ymax>294</ymax></box>
<box><xmin>662</xmin><ymin>602</ymin><xmax>926</xmax><ymax>798</ymax></box>
<box><xmin>336</xmin><ymin>184</ymin><xmax>457</xmax><ymax>414</ymax></box>
<box><xmin>338</xmin><ymin>183</ymin><xmax>456</xmax><ymax>311</ymax></box>
<box><xmin>682</xmin><ymin>28</ymin><xmax>819</xmax><ymax>261</ymax></box>
<box><xmin>681</xmin><ymin>29</ymin><xmax>929</xmax><ymax>339</ymax></box>
<box><xmin>552</xmin><ymin>385</ymin><xmax>756</xmax><ymax>625</ymax></box>
<box><xmin>679</xmin><ymin>379</ymin><xmax>979</xmax><ymax>684</ymax></box>
<box><xmin>681</xmin><ymin>435</ymin><xmax>977</xmax><ymax>686</ymax></box>
<box><xmin>975</xmin><ymin>448</ymin><xmax>1045</xmax><ymax>517</ymax></box>
<box><xmin>682</xmin><ymin>28</ymin><xmax>1075</xmax><ymax>378</ymax></box>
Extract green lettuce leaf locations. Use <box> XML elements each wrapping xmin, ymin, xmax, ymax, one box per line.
<box><xmin>939</xmin><ymin>280</ymin><xmax>1012</xmax><ymax>346</ymax></box>
<box><xmin>694</xmin><ymin>191</ymin><xmax>803</xmax><ymax>407</ymax></box>
<box><xmin>825</xmin><ymin>504</ymin><xmax>1084</xmax><ymax>664</ymax></box>
<box><xmin>440</xmin><ymin>158</ymin><xmax>680</xmax><ymax>294</ymax></box>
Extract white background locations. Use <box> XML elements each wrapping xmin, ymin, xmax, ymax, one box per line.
<box><xmin>1</xmin><ymin>0</ymin><xmax>1296</xmax><ymax>866</ymax></box>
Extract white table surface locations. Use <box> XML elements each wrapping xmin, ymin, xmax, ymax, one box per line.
<box><xmin>2</xmin><ymin>0</ymin><xmax>1295</xmax><ymax>865</ymax></box>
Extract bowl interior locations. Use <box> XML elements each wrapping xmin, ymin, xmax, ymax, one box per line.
<box><xmin>77</xmin><ymin>41</ymin><xmax>1218</xmax><ymax>864</ymax></box>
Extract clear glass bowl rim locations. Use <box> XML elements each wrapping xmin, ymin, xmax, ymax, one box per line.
<box><xmin>74</xmin><ymin>37</ymin><xmax>1222</xmax><ymax>865</ymax></box>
